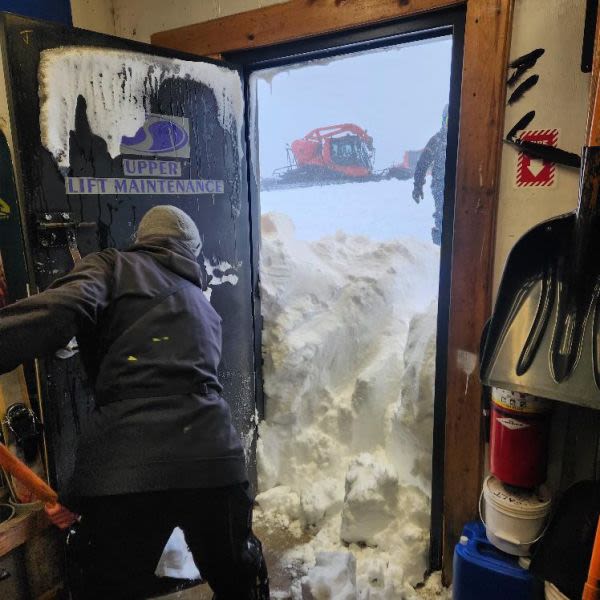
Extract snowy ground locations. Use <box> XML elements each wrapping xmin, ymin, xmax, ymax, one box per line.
<box><xmin>254</xmin><ymin>179</ymin><xmax>448</xmax><ymax>599</ymax></box>
<box><xmin>259</xmin><ymin>179</ymin><xmax>437</xmax><ymax>243</ymax></box>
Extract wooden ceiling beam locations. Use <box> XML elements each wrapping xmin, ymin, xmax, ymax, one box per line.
<box><xmin>151</xmin><ymin>0</ymin><xmax>465</xmax><ymax>55</ymax></box>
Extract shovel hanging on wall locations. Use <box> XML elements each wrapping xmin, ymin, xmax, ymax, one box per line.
<box><xmin>480</xmin><ymin>22</ymin><xmax>600</xmax><ymax>408</ymax></box>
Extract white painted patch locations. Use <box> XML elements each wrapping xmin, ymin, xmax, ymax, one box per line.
<box><xmin>202</xmin><ymin>257</ymin><xmax>241</xmax><ymax>303</ymax></box>
<box><xmin>204</xmin><ymin>258</ymin><xmax>240</xmax><ymax>288</ymax></box>
<box><xmin>39</xmin><ymin>47</ymin><xmax>244</xmax><ymax>167</ymax></box>
<box><xmin>456</xmin><ymin>349</ymin><xmax>477</xmax><ymax>376</ymax></box>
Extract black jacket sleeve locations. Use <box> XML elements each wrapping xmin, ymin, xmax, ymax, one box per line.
<box><xmin>413</xmin><ymin>132</ymin><xmax>440</xmax><ymax>190</ymax></box>
<box><xmin>0</xmin><ymin>251</ymin><xmax>114</xmax><ymax>375</ymax></box>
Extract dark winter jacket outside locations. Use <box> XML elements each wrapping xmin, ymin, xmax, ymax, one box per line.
<box><xmin>413</xmin><ymin>130</ymin><xmax>447</xmax><ymax>194</ymax></box>
<box><xmin>0</xmin><ymin>237</ymin><xmax>247</xmax><ymax>497</ymax></box>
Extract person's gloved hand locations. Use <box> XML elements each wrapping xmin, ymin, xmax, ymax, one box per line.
<box><xmin>412</xmin><ymin>187</ymin><xmax>424</xmax><ymax>203</ymax></box>
<box><xmin>44</xmin><ymin>503</ymin><xmax>79</xmax><ymax>530</ymax></box>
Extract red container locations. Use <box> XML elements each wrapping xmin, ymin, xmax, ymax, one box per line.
<box><xmin>490</xmin><ymin>389</ymin><xmax>551</xmax><ymax>489</ymax></box>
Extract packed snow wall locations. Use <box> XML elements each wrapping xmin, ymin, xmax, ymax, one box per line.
<box><xmin>256</xmin><ymin>211</ymin><xmax>445</xmax><ymax>598</ymax></box>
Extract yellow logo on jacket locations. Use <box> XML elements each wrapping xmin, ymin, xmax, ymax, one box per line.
<box><xmin>0</xmin><ymin>198</ymin><xmax>10</xmax><ymax>221</ymax></box>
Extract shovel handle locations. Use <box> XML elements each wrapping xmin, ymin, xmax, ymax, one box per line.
<box><xmin>0</xmin><ymin>442</ymin><xmax>58</xmax><ymax>506</ymax></box>
<box><xmin>583</xmin><ymin>516</ymin><xmax>600</xmax><ymax>600</ymax></box>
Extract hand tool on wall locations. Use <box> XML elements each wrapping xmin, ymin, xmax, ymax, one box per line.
<box><xmin>0</xmin><ymin>441</ymin><xmax>57</xmax><ymax>506</ymax></box>
<box><xmin>481</xmin><ymin>17</ymin><xmax>600</xmax><ymax>408</ymax></box>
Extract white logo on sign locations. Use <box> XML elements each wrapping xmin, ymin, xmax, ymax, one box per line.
<box><xmin>498</xmin><ymin>417</ymin><xmax>529</xmax><ymax>431</ymax></box>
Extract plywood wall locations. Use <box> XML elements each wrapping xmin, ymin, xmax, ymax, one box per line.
<box><xmin>70</xmin><ymin>0</ymin><xmax>115</xmax><ymax>35</ymax></box>
<box><xmin>494</xmin><ymin>0</ymin><xmax>590</xmax><ymax>292</ymax></box>
<box><xmin>110</xmin><ymin>0</ymin><xmax>286</xmax><ymax>43</ymax></box>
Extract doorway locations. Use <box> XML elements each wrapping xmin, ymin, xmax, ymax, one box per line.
<box><xmin>231</xmin><ymin>8</ymin><xmax>464</xmax><ymax>598</ymax></box>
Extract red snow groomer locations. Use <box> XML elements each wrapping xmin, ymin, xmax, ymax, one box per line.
<box><xmin>271</xmin><ymin>123</ymin><xmax>375</xmax><ymax>185</ymax></box>
<box><xmin>290</xmin><ymin>123</ymin><xmax>374</xmax><ymax>178</ymax></box>
<box><xmin>262</xmin><ymin>123</ymin><xmax>419</xmax><ymax>190</ymax></box>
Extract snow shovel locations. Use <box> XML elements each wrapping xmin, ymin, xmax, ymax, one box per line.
<box><xmin>529</xmin><ymin>480</ymin><xmax>600</xmax><ymax>599</ymax></box>
<box><xmin>480</xmin><ymin>27</ymin><xmax>600</xmax><ymax>408</ymax></box>
<box><xmin>0</xmin><ymin>441</ymin><xmax>57</xmax><ymax>506</ymax></box>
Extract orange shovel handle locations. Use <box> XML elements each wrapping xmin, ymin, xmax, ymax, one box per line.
<box><xmin>583</xmin><ymin>516</ymin><xmax>600</xmax><ymax>600</ymax></box>
<box><xmin>0</xmin><ymin>442</ymin><xmax>58</xmax><ymax>506</ymax></box>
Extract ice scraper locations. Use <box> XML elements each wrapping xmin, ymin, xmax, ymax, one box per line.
<box><xmin>480</xmin><ymin>22</ymin><xmax>600</xmax><ymax>408</ymax></box>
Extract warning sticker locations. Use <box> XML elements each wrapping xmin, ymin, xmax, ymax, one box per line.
<box><xmin>515</xmin><ymin>129</ymin><xmax>559</xmax><ymax>188</ymax></box>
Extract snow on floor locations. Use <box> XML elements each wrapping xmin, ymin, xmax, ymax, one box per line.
<box><xmin>256</xmin><ymin>177</ymin><xmax>448</xmax><ymax>598</ymax></box>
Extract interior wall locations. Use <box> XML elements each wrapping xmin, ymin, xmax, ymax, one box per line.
<box><xmin>111</xmin><ymin>0</ymin><xmax>286</xmax><ymax>43</ymax></box>
<box><xmin>494</xmin><ymin>0</ymin><xmax>590</xmax><ymax>291</ymax></box>
<box><xmin>70</xmin><ymin>0</ymin><xmax>115</xmax><ymax>34</ymax></box>
<box><xmin>494</xmin><ymin>0</ymin><xmax>600</xmax><ymax>491</ymax></box>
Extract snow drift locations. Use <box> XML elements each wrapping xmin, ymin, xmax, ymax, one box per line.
<box><xmin>256</xmin><ymin>212</ymin><xmax>445</xmax><ymax>598</ymax></box>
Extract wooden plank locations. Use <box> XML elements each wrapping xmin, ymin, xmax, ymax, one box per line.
<box><xmin>441</xmin><ymin>0</ymin><xmax>513</xmax><ymax>583</ymax></box>
<box><xmin>0</xmin><ymin>509</ymin><xmax>49</xmax><ymax>557</ymax></box>
<box><xmin>25</xmin><ymin>527</ymin><xmax>65</xmax><ymax>599</ymax></box>
<box><xmin>587</xmin><ymin>8</ymin><xmax>600</xmax><ymax>146</ymax></box>
<box><xmin>151</xmin><ymin>0</ymin><xmax>464</xmax><ymax>54</ymax></box>
<box><xmin>36</xmin><ymin>586</ymin><xmax>65</xmax><ymax>600</ymax></box>
<box><xmin>0</xmin><ymin>366</ymin><xmax>27</xmax><ymax>411</ymax></box>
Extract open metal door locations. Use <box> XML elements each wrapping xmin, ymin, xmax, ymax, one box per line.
<box><xmin>0</xmin><ymin>13</ymin><xmax>257</xmax><ymax>495</ymax></box>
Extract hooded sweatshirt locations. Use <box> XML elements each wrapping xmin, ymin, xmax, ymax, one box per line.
<box><xmin>0</xmin><ymin>238</ymin><xmax>247</xmax><ymax>497</ymax></box>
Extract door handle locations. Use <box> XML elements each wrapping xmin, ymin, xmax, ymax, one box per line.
<box><xmin>36</xmin><ymin>212</ymin><xmax>95</xmax><ymax>266</ymax></box>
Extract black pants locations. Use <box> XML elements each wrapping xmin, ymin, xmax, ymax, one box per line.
<box><xmin>69</xmin><ymin>484</ymin><xmax>261</xmax><ymax>599</ymax></box>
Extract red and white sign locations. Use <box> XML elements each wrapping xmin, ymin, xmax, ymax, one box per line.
<box><xmin>516</xmin><ymin>129</ymin><xmax>559</xmax><ymax>187</ymax></box>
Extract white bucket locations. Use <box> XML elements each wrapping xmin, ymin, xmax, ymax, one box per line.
<box><xmin>481</xmin><ymin>475</ymin><xmax>551</xmax><ymax>556</ymax></box>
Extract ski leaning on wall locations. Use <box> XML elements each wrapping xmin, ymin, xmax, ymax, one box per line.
<box><xmin>0</xmin><ymin>128</ymin><xmax>48</xmax><ymax>504</ymax></box>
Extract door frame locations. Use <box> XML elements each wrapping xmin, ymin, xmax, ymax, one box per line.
<box><xmin>152</xmin><ymin>0</ymin><xmax>514</xmax><ymax>582</ymax></box>
<box><xmin>228</xmin><ymin>7</ymin><xmax>464</xmax><ymax>576</ymax></box>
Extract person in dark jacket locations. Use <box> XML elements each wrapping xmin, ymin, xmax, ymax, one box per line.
<box><xmin>412</xmin><ymin>104</ymin><xmax>449</xmax><ymax>246</ymax></box>
<box><xmin>0</xmin><ymin>205</ymin><xmax>267</xmax><ymax>600</ymax></box>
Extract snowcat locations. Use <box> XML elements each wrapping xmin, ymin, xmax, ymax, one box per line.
<box><xmin>262</xmin><ymin>123</ymin><xmax>419</xmax><ymax>190</ymax></box>
<box><xmin>271</xmin><ymin>124</ymin><xmax>375</xmax><ymax>184</ymax></box>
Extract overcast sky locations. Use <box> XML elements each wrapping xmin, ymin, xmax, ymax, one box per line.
<box><xmin>251</xmin><ymin>36</ymin><xmax>453</xmax><ymax>177</ymax></box>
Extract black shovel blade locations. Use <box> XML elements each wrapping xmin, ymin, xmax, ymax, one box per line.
<box><xmin>481</xmin><ymin>211</ymin><xmax>600</xmax><ymax>407</ymax></box>
<box><xmin>481</xmin><ymin>146</ymin><xmax>600</xmax><ymax>407</ymax></box>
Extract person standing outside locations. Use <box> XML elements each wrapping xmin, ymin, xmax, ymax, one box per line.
<box><xmin>412</xmin><ymin>104</ymin><xmax>449</xmax><ymax>246</ymax></box>
<box><xmin>0</xmin><ymin>205</ymin><xmax>268</xmax><ymax>599</ymax></box>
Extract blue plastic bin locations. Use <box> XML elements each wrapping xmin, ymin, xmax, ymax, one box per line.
<box><xmin>453</xmin><ymin>522</ymin><xmax>543</xmax><ymax>600</ymax></box>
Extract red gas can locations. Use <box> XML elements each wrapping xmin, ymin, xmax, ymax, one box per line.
<box><xmin>490</xmin><ymin>389</ymin><xmax>552</xmax><ymax>489</ymax></box>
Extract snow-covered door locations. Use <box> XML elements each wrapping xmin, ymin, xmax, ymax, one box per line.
<box><xmin>1</xmin><ymin>14</ymin><xmax>257</xmax><ymax>494</ymax></box>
